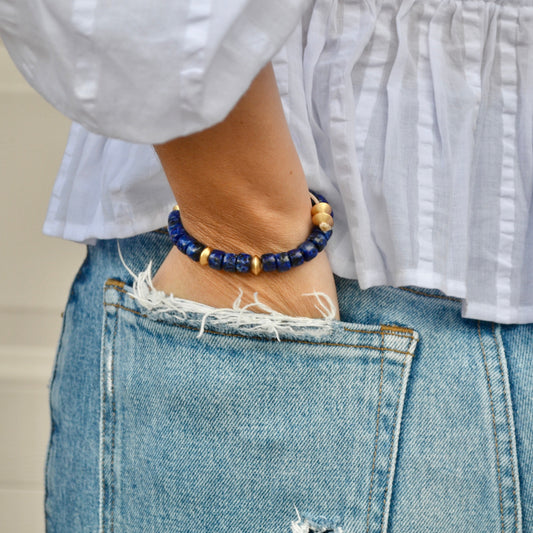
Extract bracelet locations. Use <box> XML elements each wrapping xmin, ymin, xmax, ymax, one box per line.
<box><xmin>167</xmin><ymin>191</ymin><xmax>333</xmax><ymax>275</ymax></box>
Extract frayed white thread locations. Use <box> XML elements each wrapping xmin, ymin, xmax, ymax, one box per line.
<box><xmin>116</xmin><ymin>242</ymin><xmax>335</xmax><ymax>341</ymax></box>
<box><xmin>302</xmin><ymin>291</ymin><xmax>336</xmax><ymax>320</ymax></box>
<box><xmin>290</xmin><ymin>507</ymin><xmax>344</xmax><ymax>533</ymax></box>
<box><xmin>291</xmin><ymin>508</ymin><xmax>308</xmax><ymax>533</ymax></box>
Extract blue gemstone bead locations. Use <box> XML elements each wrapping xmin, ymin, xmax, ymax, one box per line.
<box><xmin>308</xmin><ymin>230</ymin><xmax>328</xmax><ymax>252</ymax></box>
<box><xmin>288</xmin><ymin>248</ymin><xmax>305</xmax><ymax>267</ymax></box>
<box><xmin>235</xmin><ymin>254</ymin><xmax>252</xmax><ymax>273</ymax></box>
<box><xmin>185</xmin><ymin>242</ymin><xmax>204</xmax><ymax>261</ymax></box>
<box><xmin>208</xmin><ymin>250</ymin><xmax>225</xmax><ymax>270</ymax></box>
<box><xmin>169</xmin><ymin>223</ymin><xmax>186</xmax><ymax>239</ymax></box>
<box><xmin>177</xmin><ymin>234</ymin><xmax>194</xmax><ymax>253</ymax></box>
<box><xmin>261</xmin><ymin>253</ymin><xmax>277</xmax><ymax>272</ymax></box>
<box><xmin>275</xmin><ymin>252</ymin><xmax>291</xmax><ymax>272</ymax></box>
<box><xmin>299</xmin><ymin>241</ymin><xmax>318</xmax><ymax>261</ymax></box>
<box><xmin>323</xmin><ymin>230</ymin><xmax>333</xmax><ymax>240</ymax></box>
<box><xmin>222</xmin><ymin>253</ymin><xmax>237</xmax><ymax>272</ymax></box>
<box><xmin>168</xmin><ymin>210</ymin><xmax>181</xmax><ymax>224</ymax></box>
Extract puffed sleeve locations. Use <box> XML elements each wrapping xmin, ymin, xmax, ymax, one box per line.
<box><xmin>0</xmin><ymin>0</ymin><xmax>309</xmax><ymax>143</ymax></box>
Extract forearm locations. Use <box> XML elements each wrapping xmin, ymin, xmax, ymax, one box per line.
<box><xmin>153</xmin><ymin>63</ymin><xmax>338</xmax><ymax>318</ymax></box>
<box><xmin>154</xmin><ymin>64</ymin><xmax>311</xmax><ymax>252</ymax></box>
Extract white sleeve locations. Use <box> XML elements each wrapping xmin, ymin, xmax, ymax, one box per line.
<box><xmin>0</xmin><ymin>0</ymin><xmax>309</xmax><ymax>143</ymax></box>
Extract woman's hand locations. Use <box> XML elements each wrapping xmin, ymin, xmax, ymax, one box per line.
<box><xmin>152</xmin><ymin>63</ymin><xmax>339</xmax><ymax>319</ymax></box>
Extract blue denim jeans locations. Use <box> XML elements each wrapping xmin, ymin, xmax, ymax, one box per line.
<box><xmin>45</xmin><ymin>230</ymin><xmax>532</xmax><ymax>532</ymax></box>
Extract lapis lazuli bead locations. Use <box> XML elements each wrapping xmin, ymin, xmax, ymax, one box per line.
<box><xmin>185</xmin><ymin>242</ymin><xmax>204</xmax><ymax>261</ymax></box>
<box><xmin>299</xmin><ymin>241</ymin><xmax>318</xmax><ymax>261</ymax></box>
<box><xmin>275</xmin><ymin>252</ymin><xmax>291</xmax><ymax>272</ymax></box>
<box><xmin>222</xmin><ymin>253</ymin><xmax>237</xmax><ymax>272</ymax></box>
<box><xmin>177</xmin><ymin>234</ymin><xmax>194</xmax><ymax>253</ymax></box>
<box><xmin>169</xmin><ymin>223</ymin><xmax>186</xmax><ymax>240</ymax></box>
<box><xmin>169</xmin><ymin>192</ymin><xmax>333</xmax><ymax>273</ymax></box>
<box><xmin>168</xmin><ymin>210</ymin><xmax>181</xmax><ymax>224</ymax></box>
<box><xmin>308</xmin><ymin>230</ymin><xmax>328</xmax><ymax>252</ymax></box>
<box><xmin>208</xmin><ymin>250</ymin><xmax>225</xmax><ymax>270</ymax></box>
<box><xmin>288</xmin><ymin>248</ymin><xmax>305</xmax><ymax>267</ymax></box>
<box><xmin>261</xmin><ymin>253</ymin><xmax>277</xmax><ymax>272</ymax></box>
<box><xmin>235</xmin><ymin>254</ymin><xmax>252</xmax><ymax>273</ymax></box>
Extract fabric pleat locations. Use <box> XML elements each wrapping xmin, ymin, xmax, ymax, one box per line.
<box><xmin>296</xmin><ymin>0</ymin><xmax>533</xmax><ymax>322</ymax></box>
<box><xmin>2</xmin><ymin>0</ymin><xmax>532</xmax><ymax>322</ymax></box>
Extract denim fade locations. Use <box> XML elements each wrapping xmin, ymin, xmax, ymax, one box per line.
<box><xmin>45</xmin><ymin>230</ymin><xmax>533</xmax><ymax>532</ymax></box>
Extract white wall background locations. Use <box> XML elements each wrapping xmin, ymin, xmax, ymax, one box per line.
<box><xmin>0</xmin><ymin>40</ymin><xmax>85</xmax><ymax>532</ymax></box>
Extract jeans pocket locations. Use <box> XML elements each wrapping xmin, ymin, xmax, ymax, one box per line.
<box><xmin>99</xmin><ymin>279</ymin><xmax>419</xmax><ymax>533</ymax></box>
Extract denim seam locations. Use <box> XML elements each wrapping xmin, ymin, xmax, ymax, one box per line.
<box><xmin>380</xmin><ymin>354</ymin><xmax>409</xmax><ymax>532</ymax></box>
<box><xmin>100</xmin><ymin>302</ymin><xmax>119</xmax><ymax>533</ymax></box>
<box><xmin>399</xmin><ymin>287</ymin><xmax>462</xmax><ymax>302</ymax></box>
<box><xmin>407</xmin><ymin>335</ymin><xmax>419</xmax><ymax>355</ymax></box>
<box><xmin>105</xmin><ymin>279</ymin><xmax>126</xmax><ymax>289</ymax></box>
<box><xmin>110</xmin><ymin>309</ymin><xmax>118</xmax><ymax>533</ymax></box>
<box><xmin>344</xmin><ymin>326</ymin><xmax>413</xmax><ymax>339</ymax></box>
<box><xmin>478</xmin><ymin>321</ymin><xmax>505</xmax><ymax>532</ymax></box>
<box><xmin>105</xmin><ymin>286</ymin><xmax>129</xmax><ymax>296</ymax></box>
<box><xmin>492</xmin><ymin>324</ymin><xmax>519</xmax><ymax>530</ymax></box>
<box><xmin>99</xmin><ymin>303</ymin><xmax>109</xmax><ymax>533</ymax></box>
<box><xmin>105</xmin><ymin>284</ymin><xmax>416</xmax><ymax>342</ymax></box>
<box><xmin>365</xmin><ymin>331</ymin><xmax>385</xmax><ymax>532</ymax></box>
<box><xmin>103</xmin><ymin>302</ymin><xmax>415</xmax><ymax>356</ymax></box>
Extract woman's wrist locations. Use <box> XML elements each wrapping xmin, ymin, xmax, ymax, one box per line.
<box><xmin>175</xmin><ymin>184</ymin><xmax>314</xmax><ymax>257</ymax></box>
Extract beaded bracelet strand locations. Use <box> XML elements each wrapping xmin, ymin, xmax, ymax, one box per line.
<box><xmin>167</xmin><ymin>191</ymin><xmax>333</xmax><ymax>275</ymax></box>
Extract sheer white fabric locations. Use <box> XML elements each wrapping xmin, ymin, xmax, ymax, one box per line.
<box><xmin>1</xmin><ymin>0</ymin><xmax>532</xmax><ymax>323</ymax></box>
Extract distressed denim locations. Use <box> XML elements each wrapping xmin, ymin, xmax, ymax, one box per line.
<box><xmin>45</xmin><ymin>230</ymin><xmax>532</xmax><ymax>532</ymax></box>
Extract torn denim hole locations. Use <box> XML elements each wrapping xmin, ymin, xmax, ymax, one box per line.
<box><xmin>117</xmin><ymin>243</ymin><xmax>336</xmax><ymax>341</ymax></box>
<box><xmin>291</xmin><ymin>508</ymin><xmax>344</xmax><ymax>533</ymax></box>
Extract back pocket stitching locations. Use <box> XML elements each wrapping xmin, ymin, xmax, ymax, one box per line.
<box><xmin>478</xmin><ymin>321</ymin><xmax>506</xmax><ymax>533</ymax></box>
<box><xmin>100</xmin><ymin>302</ymin><xmax>119</xmax><ymax>533</ymax></box>
<box><xmin>110</xmin><ymin>309</ymin><xmax>119</xmax><ymax>533</ymax></box>
<box><xmin>99</xmin><ymin>300</ymin><xmax>109</xmax><ymax>531</ymax></box>
<box><xmin>104</xmin><ymin>302</ymin><xmax>416</xmax><ymax>356</ymax></box>
<box><xmin>380</xmin><ymin>354</ymin><xmax>409</xmax><ymax>532</ymax></box>
<box><xmin>365</xmin><ymin>331</ymin><xmax>386</xmax><ymax>532</ymax></box>
<box><xmin>492</xmin><ymin>324</ymin><xmax>520</xmax><ymax>531</ymax></box>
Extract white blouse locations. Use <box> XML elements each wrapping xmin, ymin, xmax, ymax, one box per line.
<box><xmin>1</xmin><ymin>0</ymin><xmax>532</xmax><ymax>324</ymax></box>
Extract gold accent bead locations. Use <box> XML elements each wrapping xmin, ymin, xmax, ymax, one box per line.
<box><xmin>312</xmin><ymin>212</ymin><xmax>334</xmax><ymax>232</ymax></box>
<box><xmin>311</xmin><ymin>202</ymin><xmax>332</xmax><ymax>216</ymax></box>
<box><xmin>251</xmin><ymin>255</ymin><xmax>262</xmax><ymax>275</ymax></box>
<box><xmin>199</xmin><ymin>247</ymin><xmax>211</xmax><ymax>266</ymax></box>
<box><xmin>172</xmin><ymin>205</ymin><xmax>180</xmax><ymax>211</ymax></box>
